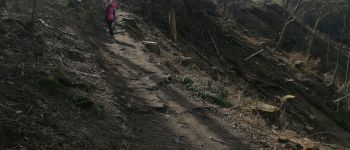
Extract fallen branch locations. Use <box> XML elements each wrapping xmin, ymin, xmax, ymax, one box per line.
<box><xmin>209</xmin><ymin>32</ymin><xmax>224</xmax><ymax>61</ymax></box>
<box><xmin>37</xmin><ymin>19</ymin><xmax>76</xmax><ymax>37</ymax></box>
<box><xmin>244</xmin><ymin>49</ymin><xmax>265</xmax><ymax>61</ymax></box>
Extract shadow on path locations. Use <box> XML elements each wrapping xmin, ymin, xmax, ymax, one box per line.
<box><xmin>102</xmin><ymin>46</ymin><xmax>250</xmax><ymax>149</ymax></box>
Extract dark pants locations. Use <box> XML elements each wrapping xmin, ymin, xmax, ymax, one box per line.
<box><xmin>107</xmin><ymin>20</ymin><xmax>114</xmax><ymax>36</ymax></box>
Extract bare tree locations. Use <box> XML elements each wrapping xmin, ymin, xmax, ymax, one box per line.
<box><xmin>326</xmin><ymin>35</ymin><xmax>330</xmax><ymax>70</ymax></box>
<box><xmin>283</xmin><ymin>0</ymin><xmax>290</xmax><ymax>20</ymax></box>
<box><xmin>305</xmin><ymin>0</ymin><xmax>327</xmax><ymax>64</ymax></box>
<box><xmin>275</xmin><ymin>0</ymin><xmax>303</xmax><ymax>51</ymax></box>
<box><xmin>331</xmin><ymin>14</ymin><xmax>347</xmax><ymax>85</ymax></box>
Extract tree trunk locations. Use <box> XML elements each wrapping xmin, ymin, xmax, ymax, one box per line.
<box><xmin>30</xmin><ymin>0</ymin><xmax>38</xmax><ymax>30</ymax></box>
<box><xmin>305</xmin><ymin>0</ymin><xmax>326</xmax><ymax>63</ymax></box>
<box><xmin>331</xmin><ymin>14</ymin><xmax>347</xmax><ymax>85</ymax></box>
<box><xmin>326</xmin><ymin>36</ymin><xmax>330</xmax><ymax>71</ymax></box>
<box><xmin>169</xmin><ymin>7</ymin><xmax>177</xmax><ymax>41</ymax></box>
<box><xmin>346</xmin><ymin>48</ymin><xmax>350</xmax><ymax>82</ymax></box>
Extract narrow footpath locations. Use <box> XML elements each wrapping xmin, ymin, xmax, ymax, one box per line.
<box><xmin>100</xmin><ymin>11</ymin><xmax>250</xmax><ymax>150</ymax></box>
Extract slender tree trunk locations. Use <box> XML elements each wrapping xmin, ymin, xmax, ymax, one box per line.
<box><xmin>0</xmin><ymin>0</ymin><xmax>6</xmax><ymax>12</ymax></box>
<box><xmin>305</xmin><ymin>0</ymin><xmax>326</xmax><ymax>63</ymax></box>
<box><xmin>222</xmin><ymin>2</ymin><xmax>227</xmax><ymax>17</ymax></box>
<box><xmin>345</xmin><ymin>0</ymin><xmax>350</xmax><ymax>84</ymax></box>
<box><xmin>169</xmin><ymin>7</ymin><xmax>177</xmax><ymax>41</ymax></box>
<box><xmin>326</xmin><ymin>36</ymin><xmax>330</xmax><ymax>70</ymax></box>
<box><xmin>331</xmin><ymin>14</ymin><xmax>347</xmax><ymax>85</ymax></box>
<box><xmin>30</xmin><ymin>0</ymin><xmax>38</xmax><ymax>30</ymax></box>
<box><xmin>275</xmin><ymin>0</ymin><xmax>303</xmax><ymax>51</ymax></box>
<box><xmin>283</xmin><ymin>0</ymin><xmax>290</xmax><ymax>19</ymax></box>
<box><xmin>346</xmin><ymin>48</ymin><xmax>350</xmax><ymax>82</ymax></box>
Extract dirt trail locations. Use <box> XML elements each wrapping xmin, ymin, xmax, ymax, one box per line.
<box><xmin>100</xmin><ymin>11</ymin><xmax>249</xmax><ymax>149</ymax></box>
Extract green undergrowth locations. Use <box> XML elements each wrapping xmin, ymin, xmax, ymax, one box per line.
<box><xmin>178</xmin><ymin>75</ymin><xmax>231</xmax><ymax>107</ymax></box>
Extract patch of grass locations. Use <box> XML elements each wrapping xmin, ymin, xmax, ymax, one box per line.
<box><xmin>197</xmin><ymin>89</ymin><xmax>230</xmax><ymax>107</ymax></box>
<box><xmin>179</xmin><ymin>75</ymin><xmax>231</xmax><ymax>107</ymax></box>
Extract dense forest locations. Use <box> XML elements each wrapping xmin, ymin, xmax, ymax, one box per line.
<box><xmin>1</xmin><ymin>0</ymin><xmax>350</xmax><ymax>149</ymax></box>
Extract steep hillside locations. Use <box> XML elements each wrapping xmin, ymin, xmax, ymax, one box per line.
<box><xmin>125</xmin><ymin>0</ymin><xmax>350</xmax><ymax>147</ymax></box>
<box><xmin>1</xmin><ymin>0</ymin><xmax>350</xmax><ymax>149</ymax></box>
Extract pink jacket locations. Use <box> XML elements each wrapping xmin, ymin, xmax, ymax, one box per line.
<box><xmin>106</xmin><ymin>2</ymin><xmax>117</xmax><ymax>21</ymax></box>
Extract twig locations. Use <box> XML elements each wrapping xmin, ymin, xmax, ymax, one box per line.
<box><xmin>38</xmin><ymin>16</ymin><xmax>87</xmax><ymax>24</ymax></box>
<box><xmin>209</xmin><ymin>137</ymin><xmax>227</xmax><ymax>145</ymax></box>
<box><xmin>37</xmin><ymin>19</ymin><xmax>76</xmax><ymax>37</ymax></box>
<box><xmin>209</xmin><ymin>31</ymin><xmax>224</xmax><ymax>61</ymax></box>
<box><xmin>333</xmin><ymin>93</ymin><xmax>350</xmax><ymax>103</ymax></box>
<box><xmin>244</xmin><ymin>49</ymin><xmax>265</xmax><ymax>61</ymax></box>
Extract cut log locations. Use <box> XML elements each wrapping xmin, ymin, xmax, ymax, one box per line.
<box><xmin>282</xmin><ymin>95</ymin><xmax>296</xmax><ymax>102</ymax></box>
<box><xmin>250</xmin><ymin>103</ymin><xmax>280</xmax><ymax>122</ymax></box>
<box><xmin>143</xmin><ymin>41</ymin><xmax>160</xmax><ymax>54</ymax></box>
<box><xmin>179</xmin><ymin>56</ymin><xmax>192</xmax><ymax>67</ymax></box>
<box><xmin>251</xmin><ymin>103</ymin><xmax>280</xmax><ymax>113</ymax></box>
<box><xmin>278</xmin><ymin>130</ymin><xmax>318</xmax><ymax>150</ymax></box>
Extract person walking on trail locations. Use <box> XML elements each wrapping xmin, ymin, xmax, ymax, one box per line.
<box><xmin>105</xmin><ymin>0</ymin><xmax>117</xmax><ymax>38</ymax></box>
